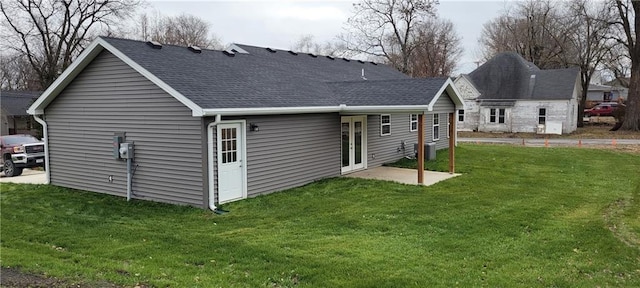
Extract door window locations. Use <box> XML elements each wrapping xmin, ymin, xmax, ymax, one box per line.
<box><xmin>341</xmin><ymin>122</ymin><xmax>350</xmax><ymax>168</ymax></box>
<box><xmin>220</xmin><ymin>128</ymin><xmax>237</xmax><ymax>163</ymax></box>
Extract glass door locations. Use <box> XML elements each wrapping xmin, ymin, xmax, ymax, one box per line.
<box><xmin>341</xmin><ymin>116</ymin><xmax>366</xmax><ymax>173</ymax></box>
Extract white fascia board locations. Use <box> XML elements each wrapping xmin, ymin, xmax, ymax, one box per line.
<box><xmin>202</xmin><ymin>106</ymin><xmax>339</xmax><ymax>116</ymax></box>
<box><xmin>341</xmin><ymin>105</ymin><xmax>429</xmax><ymax>114</ymax></box>
<box><xmin>427</xmin><ymin>78</ymin><xmax>466</xmax><ymax>111</ymax></box>
<box><xmin>28</xmin><ymin>37</ymin><xmax>205</xmax><ymax>116</ymax></box>
<box><xmin>202</xmin><ymin>105</ymin><xmax>430</xmax><ymax>116</ymax></box>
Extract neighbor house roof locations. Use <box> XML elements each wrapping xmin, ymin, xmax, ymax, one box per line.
<box><xmin>29</xmin><ymin>37</ymin><xmax>464</xmax><ymax>116</ymax></box>
<box><xmin>467</xmin><ymin>52</ymin><xmax>579</xmax><ymax>103</ymax></box>
<box><xmin>1</xmin><ymin>90</ymin><xmax>41</xmax><ymax>116</ymax></box>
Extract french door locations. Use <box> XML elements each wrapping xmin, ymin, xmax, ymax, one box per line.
<box><xmin>341</xmin><ymin>116</ymin><xmax>366</xmax><ymax>173</ymax></box>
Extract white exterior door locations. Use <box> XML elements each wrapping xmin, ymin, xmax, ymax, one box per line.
<box><xmin>341</xmin><ymin>116</ymin><xmax>367</xmax><ymax>173</ymax></box>
<box><xmin>217</xmin><ymin>123</ymin><xmax>246</xmax><ymax>203</ymax></box>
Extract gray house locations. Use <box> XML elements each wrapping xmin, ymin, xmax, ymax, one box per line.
<box><xmin>1</xmin><ymin>90</ymin><xmax>41</xmax><ymax>136</ymax></box>
<box><xmin>455</xmin><ymin>52</ymin><xmax>581</xmax><ymax>134</ymax></box>
<box><xmin>28</xmin><ymin>37</ymin><xmax>463</xmax><ymax>209</ymax></box>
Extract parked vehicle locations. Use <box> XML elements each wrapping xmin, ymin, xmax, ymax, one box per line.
<box><xmin>0</xmin><ymin>134</ymin><xmax>45</xmax><ymax>177</ymax></box>
<box><xmin>584</xmin><ymin>102</ymin><xmax>619</xmax><ymax>117</ymax></box>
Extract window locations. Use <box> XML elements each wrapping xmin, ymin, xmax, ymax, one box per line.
<box><xmin>220</xmin><ymin>127</ymin><xmax>238</xmax><ymax>164</ymax></box>
<box><xmin>433</xmin><ymin>114</ymin><xmax>440</xmax><ymax>140</ymax></box>
<box><xmin>489</xmin><ymin>108</ymin><xmax>505</xmax><ymax>124</ymax></box>
<box><xmin>458</xmin><ymin>110</ymin><xmax>464</xmax><ymax>122</ymax></box>
<box><xmin>410</xmin><ymin>114</ymin><xmax>418</xmax><ymax>131</ymax></box>
<box><xmin>604</xmin><ymin>92</ymin><xmax>612</xmax><ymax>101</ymax></box>
<box><xmin>380</xmin><ymin>114</ymin><xmax>391</xmax><ymax>135</ymax></box>
<box><xmin>538</xmin><ymin>108</ymin><xmax>546</xmax><ymax>125</ymax></box>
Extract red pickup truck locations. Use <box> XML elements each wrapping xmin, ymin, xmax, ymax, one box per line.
<box><xmin>1</xmin><ymin>134</ymin><xmax>45</xmax><ymax>177</ymax></box>
<box><xmin>584</xmin><ymin>102</ymin><xmax>619</xmax><ymax>117</ymax></box>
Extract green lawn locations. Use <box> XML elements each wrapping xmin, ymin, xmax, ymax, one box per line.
<box><xmin>2</xmin><ymin>145</ymin><xmax>639</xmax><ymax>287</ymax></box>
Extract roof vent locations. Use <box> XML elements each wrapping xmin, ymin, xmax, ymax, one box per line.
<box><xmin>308</xmin><ymin>53</ymin><xmax>317</xmax><ymax>58</ymax></box>
<box><xmin>357</xmin><ymin>60</ymin><xmax>365</xmax><ymax>64</ymax></box>
<box><xmin>342</xmin><ymin>58</ymin><xmax>350</xmax><ymax>62</ymax></box>
<box><xmin>369</xmin><ymin>61</ymin><xmax>378</xmax><ymax>65</ymax></box>
<box><xmin>188</xmin><ymin>46</ymin><xmax>202</xmax><ymax>53</ymax></box>
<box><xmin>266</xmin><ymin>47</ymin><xmax>276</xmax><ymax>53</ymax></box>
<box><xmin>222</xmin><ymin>50</ymin><xmax>235</xmax><ymax>57</ymax></box>
<box><xmin>326</xmin><ymin>56</ymin><xmax>335</xmax><ymax>60</ymax></box>
<box><xmin>146</xmin><ymin>40</ymin><xmax>162</xmax><ymax>49</ymax></box>
<box><xmin>288</xmin><ymin>50</ymin><xmax>298</xmax><ymax>55</ymax></box>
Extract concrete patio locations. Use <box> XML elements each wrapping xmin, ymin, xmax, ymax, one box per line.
<box><xmin>346</xmin><ymin>166</ymin><xmax>460</xmax><ymax>186</ymax></box>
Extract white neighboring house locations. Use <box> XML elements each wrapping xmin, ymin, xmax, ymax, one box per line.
<box><xmin>454</xmin><ymin>52</ymin><xmax>582</xmax><ymax>134</ymax></box>
<box><xmin>453</xmin><ymin>75</ymin><xmax>481</xmax><ymax>132</ymax></box>
<box><xmin>587</xmin><ymin>83</ymin><xmax>627</xmax><ymax>102</ymax></box>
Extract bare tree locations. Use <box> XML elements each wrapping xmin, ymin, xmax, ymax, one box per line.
<box><xmin>563</xmin><ymin>0</ymin><xmax>615</xmax><ymax>127</ymax></box>
<box><xmin>341</xmin><ymin>0</ymin><xmax>438</xmax><ymax>73</ymax></box>
<box><xmin>1</xmin><ymin>52</ymin><xmax>40</xmax><ymax>90</ymax></box>
<box><xmin>611</xmin><ymin>0</ymin><xmax>639</xmax><ymax>131</ymax></box>
<box><xmin>479</xmin><ymin>0</ymin><xmax>569</xmax><ymax>69</ymax></box>
<box><xmin>0</xmin><ymin>0</ymin><xmax>142</xmax><ymax>90</ymax></box>
<box><xmin>136</xmin><ymin>12</ymin><xmax>221</xmax><ymax>49</ymax></box>
<box><xmin>406</xmin><ymin>18</ymin><xmax>463</xmax><ymax>77</ymax></box>
<box><xmin>291</xmin><ymin>34</ymin><xmax>351</xmax><ymax>57</ymax></box>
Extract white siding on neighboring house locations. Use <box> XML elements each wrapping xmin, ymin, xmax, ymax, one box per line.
<box><xmin>477</xmin><ymin>100</ymin><xmax>576</xmax><ymax>134</ymax></box>
<box><xmin>454</xmin><ymin>76</ymin><xmax>481</xmax><ymax>132</ymax></box>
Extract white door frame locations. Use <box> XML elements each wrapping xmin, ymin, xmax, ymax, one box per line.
<box><xmin>208</xmin><ymin>120</ymin><xmax>247</xmax><ymax>209</ymax></box>
<box><xmin>341</xmin><ymin>115</ymin><xmax>367</xmax><ymax>174</ymax></box>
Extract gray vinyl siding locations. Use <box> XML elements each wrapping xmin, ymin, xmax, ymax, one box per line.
<box><xmin>367</xmin><ymin>94</ymin><xmax>455</xmax><ymax>166</ymax></box>
<box><xmin>367</xmin><ymin>114</ymin><xmax>417</xmax><ymax>167</ymax></box>
<box><xmin>45</xmin><ymin>50</ymin><xmax>204</xmax><ymax>206</ymax></box>
<box><xmin>209</xmin><ymin>113</ymin><xmax>341</xmax><ymax>199</ymax></box>
<box><xmin>432</xmin><ymin>94</ymin><xmax>456</xmax><ymax>150</ymax></box>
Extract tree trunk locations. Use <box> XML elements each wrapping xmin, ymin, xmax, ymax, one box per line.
<box><xmin>620</xmin><ymin>1</ymin><xmax>640</xmax><ymax>131</ymax></box>
<box><xmin>622</xmin><ymin>62</ymin><xmax>640</xmax><ymax>131</ymax></box>
<box><xmin>578</xmin><ymin>80</ymin><xmax>589</xmax><ymax>128</ymax></box>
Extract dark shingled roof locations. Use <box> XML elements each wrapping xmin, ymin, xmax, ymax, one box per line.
<box><xmin>468</xmin><ymin>52</ymin><xmax>579</xmax><ymax>101</ymax></box>
<box><xmin>1</xmin><ymin>91</ymin><xmax>41</xmax><ymax>116</ymax></box>
<box><xmin>101</xmin><ymin>37</ymin><xmax>412</xmax><ymax>109</ymax></box>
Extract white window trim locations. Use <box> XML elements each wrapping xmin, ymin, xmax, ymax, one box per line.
<box><xmin>409</xmin><ymin>114</ymin><xmax>418</xmax><ymax>132</ymax></box>
<box><xmin>539</xmin><ymin>108</ymin><xmax>547</xmax><ymax>125</ymax></box>
<box><xmin>433</xmin><ymin>114</ymin><xmax>440</xmax><ymax>141</ymax></box>
<box><xmin>489</xmin><ymin>108</ymin><xmax>506</xmax><ymax>124</ymax></box>
<box><xmin>380</xmin><ymin>114</ymin><xmax>391</xmax><ymax>136</ymax></box>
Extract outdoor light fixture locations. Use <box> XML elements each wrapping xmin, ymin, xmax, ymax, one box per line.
<box><xmin>249</xmin><ymin>123</ymin><xmax>259</xmax><ymax>132</ymax></box>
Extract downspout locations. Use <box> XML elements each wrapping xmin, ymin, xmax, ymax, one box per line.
<box><xmin>207</xmin><ymin>114</ymin><xmax>222</xmax><ymax>211</ymax></box>
<box><xmin>33</xmin><ymin>115</ymin><xmax>50</xmax><ymax>184</ymax></box>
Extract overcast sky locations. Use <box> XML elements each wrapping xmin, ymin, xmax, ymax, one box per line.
<box><xmin>148</xmin><ymin>0</ymin><xmax>513</xmax><ymax>74</ymax></box>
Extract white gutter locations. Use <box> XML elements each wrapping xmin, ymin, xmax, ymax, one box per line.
<box><xmin>201</xmin><ymin>105</ymin><xmax>431</xmax><ymax>116</ymax></box>
<box><xmin>207</xmin><ymin>114</ymin><xmax>222</xmax><ymax>210</ymax></box>
<box><xmin>32</xmin><ymin>115</ymin><xmax>50</xmax><ymax>184</ymax></box>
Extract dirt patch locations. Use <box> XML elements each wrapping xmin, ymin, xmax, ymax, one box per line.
<box><xmin>0</xmin><ymin>267</ymin><xmax>122</xmax><ymax>288</ymax></box>
<box><xmin>459</xmin><ymin>124</ymin><xmax>640</xmax><ymax>140</ymax></box>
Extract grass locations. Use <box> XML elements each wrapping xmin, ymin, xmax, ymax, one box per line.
<box><xmin>458</xmin><ymin>124</ymin><xmax>640</xmax><ymax>139</ymax></box>
<box><xmin>2</xmin><ymin>145</ymin><xmax>640</xmax><ymax>287</ymax></box>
